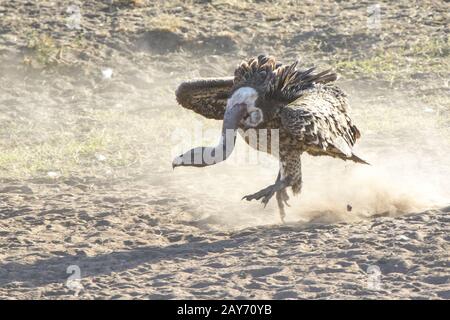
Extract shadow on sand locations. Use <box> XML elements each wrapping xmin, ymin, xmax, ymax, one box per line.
<box><xmin>0</xmin><ymin>237</ymin><xmax>241</xmax><ymax>287</ymax></box>
<box><xmin>1</xmin><ymin>206</ymin><xmax>448</xmax><ymax>288</ymax></box>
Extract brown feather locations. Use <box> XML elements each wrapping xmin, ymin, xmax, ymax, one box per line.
<box><xmin>175</xmin><ymin>77</ymin><xmax>234</xmax><ymax>120</ymax></box>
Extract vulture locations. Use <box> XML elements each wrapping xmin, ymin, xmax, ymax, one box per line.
<box><xmin>172</xmin><ymin>55</ymin><xmax>367</xmax><ymax>222</ymax></box>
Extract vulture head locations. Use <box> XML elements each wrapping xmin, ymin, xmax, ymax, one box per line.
<box><xmin>172</xmin><ymin>86</ymin><xmax>261</xmax><ymax>169</ymax></box>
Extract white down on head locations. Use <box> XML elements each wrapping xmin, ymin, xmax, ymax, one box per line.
<box><xmin>227</xmin><ymin>87</ymin><xmax>263</xmax><ymax>128</ymax></box>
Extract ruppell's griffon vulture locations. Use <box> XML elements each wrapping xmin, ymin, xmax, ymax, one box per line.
<box><xmin>173</xmin><ymin>55</ymin><xmax>367</xmax><ymax>222</ymax></box>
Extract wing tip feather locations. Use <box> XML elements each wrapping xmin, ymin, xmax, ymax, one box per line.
<box><xmin>350</xmin><ymin>153</ymin><xmax>370</xmax><ymax>165</ymax></box>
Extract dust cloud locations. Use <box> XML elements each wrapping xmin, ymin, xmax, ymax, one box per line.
<box><xmin>167</xmin><ymin>88</ymin><xmax>450</xmax><ymax>230</ymax></box>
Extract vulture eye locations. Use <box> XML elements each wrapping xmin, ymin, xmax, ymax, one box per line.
<box><xmin>250</xmin><ymin>110</ymin><xmax>262</xmax><ymax>123</ymax></box>
<box><xmin>243</xmin><ymin>109</ymin><xmax>263</xmax><ymax>127</ymax></box>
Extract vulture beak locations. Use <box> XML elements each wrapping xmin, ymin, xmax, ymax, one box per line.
<box><xmin>172</xmin><ymin>153</ymin><xmax>185</xmax><ymax>169</ymax></box>
<box><xmin>172</xmin><ymin>103</ymin><xmax>247</xmax><ymax>168</ymax></box>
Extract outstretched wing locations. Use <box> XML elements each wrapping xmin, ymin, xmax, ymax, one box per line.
<box><xmin>280</xmin><ymin>85</ymin><xmax>367</xmax><ymax>164</ymax></box>
<box><xmin>232</xmin><ymin>55</ymin><xmax>338</xmax><ymax>103</ymax></box>
<box><xmin>270</xmin><ymin>61</ymin><xmax>337</xmax><ymax>102</ymax></box>
<box><xmin>175</xmin><ymin>77</ymin><xmax>234</xmax><ymax>120</ymax></box>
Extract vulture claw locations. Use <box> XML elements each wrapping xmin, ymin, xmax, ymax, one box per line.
<box><xmin>242</xmin><ymin>185</ymin><xmax>277</xmax><ymax>205</ymax></box>
<box><xmin>243</xmin><ymin>178</ymin><xmax>290</xmax><ymax>223</ymax></box>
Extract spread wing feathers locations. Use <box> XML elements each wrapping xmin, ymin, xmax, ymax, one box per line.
<box><xmin>175</xmin><ymin>77</ymin><xmax>234</xmax><ymax>120</ymax></box>
<box><xmin>175</xmin><ymin>56</ymin><xmax>338</xmax><ymax>120</ymax></box>
<box><xmin>233</xmin><ymin>55</ymin><xmax>337</xmax><ymax>102</ymax></box>
<box><xmin>281</xmin><ymin>86</ymin><xmax>368</xmax><ymax>164</ymax></box>
<box><xmin>233</xmin><ymin>55</ymin><xmax>277</xmax><ymax>90</ymax></box>
<box><xmin>270</xmin><ymin>62</ymin><xmax>337</xmax><ymax>102</ymax></box>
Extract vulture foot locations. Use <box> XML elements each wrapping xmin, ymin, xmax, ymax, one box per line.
<box><xmin>242</xmin><ymin>185</ymin><xmax>277</xmax><ymax>207</ymax></box>
<box><xmin>242</xmin><ymin>178</ymin><xmax>290</xmax><ymax>222</ymax></box>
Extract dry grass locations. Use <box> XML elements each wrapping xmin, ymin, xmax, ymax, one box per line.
<box><xmin>23</xmin><ymin>32</ymin><xmax>90</xmax><ymax>68</ymax></box>
<box><xmin>25</xmin><ymin>32</ymin><xmax>62</xmax><ymax>67</ymax></box>
<box><xmin>146</xmin><ymin>13</ymin><xmax>185</xmax><ymax>32</ymax></box>
<box><xmin>212</xmin><ymin>0</ymin><xmax>253</xmax><ymax>10</ymax></box>
<box><xmin>0</xmin><ymin>111</ymin><xmax>141</xmax><ymax>179</ymax></box>
<box><xmin>114</xmin><ymin>0</ymin><xmax>148</xmax><ymax>7</ymax></box>
<box><xmin>130</xmin><ymin>0</ymin><xmax>147</xmax><ymax>7</ymax></box>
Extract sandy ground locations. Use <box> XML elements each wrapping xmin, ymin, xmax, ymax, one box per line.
<box><xmin>0</xmin><ymin>0</ymin><xmax>449</xmax><ymax>299</ymax></box>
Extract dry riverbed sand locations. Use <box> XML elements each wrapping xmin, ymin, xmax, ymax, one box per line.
<box><xmin>0</xmin><ymin>0</ymin><xmax>449</xmax><ymax>299</ymax></box>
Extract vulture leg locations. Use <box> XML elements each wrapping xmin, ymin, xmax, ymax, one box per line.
<box><xmin>274</xmin><ymin>171</ymin><xmax>290</xmax><ymax>222</ymax></box>
<box><xmin>276</xmin><ymin>188</ymin><xmax>290</xmax><ymax>223</ymax></box>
